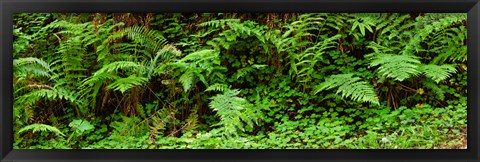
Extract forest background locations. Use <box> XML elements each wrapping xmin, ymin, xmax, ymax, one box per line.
<box><xmin>13</xmin><ymin>13</ymin><xmax>467</xmax><ymax>149</ymax></box>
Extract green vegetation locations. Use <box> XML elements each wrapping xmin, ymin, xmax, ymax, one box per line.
<box><xmin>13</xmin><ymin>13</ymin><xmax>467</xmax><ymax>149</ymax></box>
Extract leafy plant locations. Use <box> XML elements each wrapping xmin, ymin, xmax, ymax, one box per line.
<box><xmin>314</xmin><ymin>73</ymin><xmax>379</xmax><ymax>105</ymax></box>
<box><xmin>208</xmin><ymin>89</ymin><xmax>262</xmax><ymax>138</ymax></box>
<box><xmin>18</xmin><ymin>123</ymin><xmax>65</xmax><ymax>137</ymax></box>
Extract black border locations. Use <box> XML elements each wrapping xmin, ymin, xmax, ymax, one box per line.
<box><xmin>1</xmin><ymin>0</ymin><xmax>479</xmax><ymax>162</ymax></box>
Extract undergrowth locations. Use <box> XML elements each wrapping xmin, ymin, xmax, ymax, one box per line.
<box><xmin>13</xmin><ymin>13</ymin><xmax>467</xmax><ymax>149</ymax></box>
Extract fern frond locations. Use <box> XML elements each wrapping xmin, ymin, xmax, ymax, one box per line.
<box><xmin>18</xmin><ymin>123</ymin><xmax>65</xmax><ymax>137</ymax></box>
<box><xmin>198</xmin><ymin>19</ymin><xmax>241</xmax><ymax>29</ymax></box>
<box><xmin>183</xmin><ymin>110</ymin><xmax>199</xmax><ymax>134</ymax></box>
<box><xmin>105</xmin><ymin>75</ymin><xmax>148</xmax><ymax>93</ymax></box>
<box><xmin>13</xmin><ymin>57</ymin><xmax>52</xmax><ymax>78</ymax></box>
<box><xmin>419</xmin><ymin>64</ymin><xmax>457</xmax><ymax>83</ymax></box>
<box><xmin>369</xmin><ymin>54</ymin><xmax>421</xmax><ymax>81</ymax></box>
<box><xmin>205</xmin><ymin>83</ymin><xmax>231</xmax><ymax>93</ymax></box>
<box><xmin>178</xmin><ymin>70</ymin><xmax>196</xmax><ymax>92</ymax></box>
<box><xmin>402</xmin><ymin>13</ymin><xmax>466</xmax><ymax>57</ymax></box>
<box><xmin>149</xmin><ymin>114</ymin><xmax>166</xmax><ymax>137</ymax></box>
<box><xmin>124</xmin><ymin>26</ymin><xmax>168</xmax><ymax>57</ymax></box>
<box><xmin>14</xmin><ymin>57</ymin><xmax>51</xmax><ymax>71</ymax></box>
<box><xmin>209</xmin><ymin>89</ymin><xmax>259</xmax><ymax>137</ymax></box>
<box><xmin>314</xmin><ymin>74</ymin><xmax>379</xmax><ymax>105</ymax></box>
<box><xmin>17</xmin><ymin>87</ymin><xmax>76</xmax><ymax>106</ymax></box>
<box><xmin>82</xmin><ymin>73</ymin><xmax>119</xmax><ymax>86</ymax></box>
<box><xmin>181</xmin><ymin>49</ymin><xmax>218</xmax><ymax>62</ymax></box>
<box><xmin>145</xmin><ymin>44</ymin><xmax>182</xmax><ymax>79</ymax></box>
<box><xmin>94</xmin><ymin>61</ymin><xmax>142</xmax><ymax>74</ymax></box>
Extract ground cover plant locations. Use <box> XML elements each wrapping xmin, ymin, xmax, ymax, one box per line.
<box><xmin>13</xmin><ymin>13</ymin><xmax>467</xmax><ymax>149</ymax></box>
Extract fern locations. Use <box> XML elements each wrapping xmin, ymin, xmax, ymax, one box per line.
<box><xmin>14</xmin><ymin>58</ymin><xmax>86</xmax><ymax>116</ymax></box>
<box><xmin>181</xmin><ymin>49</ymin><xmax>218</xmax><ymax>62</ymax></box>
<box><xmin>403</xmin><ymin>13</ymin><xmax>466</xmax><ymax>57</ymax></box>
<box><xmin>16</xmin><ymin>87</ymin><xmax>79</xmax><ymax>107</ymax></box>
<box><xmin>105</xmin><ymin>75</ymin><xmax>148</xmax><ymax>94</ymax></box>
<box><xmin>83</xmin><ymin>61</ymin><xmax>144</xmax><ymax>95</ymax></box>
<box><xmin>13</xmin><ymin>57</ymin><xmax>85</xmax><ymax>114</ymax></box>
<box><xmin>13</xmin><ymin>57</ymin><xmax>53</xmax><ymax>79</ymax></box>
<box><xmin>267</xmin><ymin>13</ymin><xmax>341</xmax><ymax>83</ymax></box>
<box><xmin>201</xmin><ymin>19</ymin><xmax>266</xmax><ymax>50</ymax></box>
<box><xmin>183</xmin><ymin>110</ymin><xmax>199</xmax><ymax>134</ymax></box>
<box><xmin>314</xmin><ymin>74</ymin><xmax>379</xmax><ymax>105</ymax></box>
<box><xmin>426</xmin><ymin>15</ymin><xmax>467</xmax><ymax>64</ymax></box>
<box><xmin>368</xmin><ymin>54</ymin><xmax>422</xmax><ymax>82</ymax></box>
<box><xmin>166</xmin><ymin>49</ymin><xmax>222</xmax><ymax>92</ymax></box>
<box><xmin>144</xmin><ymin>44</ymin><xmax>182</xmax><ymax>80</ymax></box>
<box><xmin>111</xmin><ymin>115</ymin><xmax>146</xmax><ymax>137</ymax></box>
<box><xmin>82</xmin><ymin>73</ymin><xmax>119</xmax><ymax>86</ymax></box>
<box><xmin>18</xmin><ymin>123</ymin><xmax>65</xmax><ymax>137</ymax></box>
<box><xmin>376</xmin><ymin>14</ymin><xmax>413</xmax><ymax>42</ymax></box>
<box><xmin>205</xmin><ymin>83</ymin><xmax>231</xmax><ymax>93</ymax></box>
<box><xmin>178</xmin><ymin>69</ymin><xmax>198</xmax><ymax>92</ymax></box>
<box><xmin>94</xmin><ymin>61</ymin><xmax>142</xmax><ymax>74</ymax></box>
<box><xmin>419</xmin><ymin>64</ymin><xmax>457</xmax><ymax>83</ymax></box>
<box><xmin>293</xmin><ymin>34</ymin><xmax>342</xmax><ymax>83</ymax></box>
<box><xmin>368</xmin><ymin>53</ymin><xmax>457</xmax><ymax>84</ymax></box>
<box><xmin>198</xmin><ymin>19</ymin><xmax>240</xmax><ymax>28</ymax></box>
<box><xmin>149</xmin><ymin>107</ymin><xmax>177</xmax><ymax>137</ymax></box>
<box><xmin>123</xmin><ymin>26</ymin><xmax>168</xmax><ymax>59</ymax></box>
<box><xmin>322</xmin><ymin>13</ymin><xmax>348</xmax><ymax>31</ymax></box>
<box><xmin>208</xmin><ymin>89</ymin><xmax>259</xmax><ymax>137</ymax></box>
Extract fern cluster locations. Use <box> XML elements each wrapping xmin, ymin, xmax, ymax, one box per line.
<box><xmin>13</xmin><ymin>13</ymin><xmax>467</xmax><ymax>149</ymax></box>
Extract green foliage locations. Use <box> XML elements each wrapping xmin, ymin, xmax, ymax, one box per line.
<box><xmin>368</xmin><ymin>54</ymin><xmax>422</xmax><ymax>82</ymax></box>
<box><xmin>105</xmin><ymin>75</ymin><xmax>148</xmax><ymax>93</ymax></box>
<box><xmin>348</xmin><ymin>13</ymin><xmax>379</xmax><ymax>38</ymax></box>
<box><xmin>148</xmin><ymin>107</ymin><xmax>178</xmax><ymax>137</ymax></box>
<box><xmin>69</xmin><ymin>120</ymin><xmax>94</xmax><ymax>134</ymax></box>
<box><xmin>419</xmin><ymin>64</ymin><xmax>457</xmax><ymax>83</ymax></box>
<box><xmin>124</xmin><ymin>26</ymin><xmax>168</xmax><ymax>58</ymax></box>
<box><xmin>205</xmin><ymin>83</ymin><xmax>232</xmax><ymax>93</ymax></box>
<box><xmin>368</xmin><ymin>54</ymin><xmax>457</xmax><ymax>84</ymax></box>
<box><xmin>111</xmin><ymin>115</ymin><xmax>147</xmax><ymax>137</ymax></box>
<box><xmin>18</xmin><ymin>124</ymin><xmax>65</xmax><ymax>137</ymax></box>
<box><xmin>13</xmin><ymin>57</ymin><xmax>52</xmax><ymax>78</ymax></box>
<box><xmin>14</xmin><ymin>13</ymin><xmax>467</xmax><ymax>149</ymax></box>
<box><xmin>164</xmin><ymin>49</ymin><xmax>223</xmax><ymax>92</ymax></box>
<box><xmin>314</xmin><ymin>74</ymin><xmax>379</xmax><ymax>105</ymax></box>
<box><xmin>209</xmin><ymin>89</ymin><xmax>261</xmax><ymax>138</ymax></box>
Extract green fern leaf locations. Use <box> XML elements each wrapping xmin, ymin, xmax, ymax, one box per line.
<box><xmin>369</xmin><ymin>54</ymin><xmax>421</xmax><ymax>81</ymax></box>
<box><xmin>181</xmin><ymin>49</ymin><xmax>218</xmax><ymax>62</ymax></box>
<box><xmin>419</xmin><ymin>64</ymin><xmax>457</xmax><ymax>83</ymax></box>
<box><xmin>124</xmin><ymin>26</ymin><xmax>168</xmax><ymax>57</ymax></box>
<box><xmin>95</xmin><ymin>61</ymin><xmax>142</xmax><ymax>74</ymax></box>
<box><xmin>314</xmin><ymin>74</ymin><xmax>379</xmax><ymax>105</ymax></box>
<box><xmin>206</xmin><ymin>83</ymin><xmax>231</xmax><ymax>92</ymax></box>
<box><xmin>179</xmin><ymin>70</ymin><xmax>196</xmax><ymax>92</ymax></box>
<box><xmin>105</xmin><ymin>75</ymin><xmax>148</xmax><ymax>93</ymax></box>
<box><xmin>18</xmin><ymin>123</ymin><xmax>65</xmax><ymax>137</ymax></box>
<box><xmin>209</xmin><ymin>89</ymin><xmax>259</xmax><ymax>137</ymax></box>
